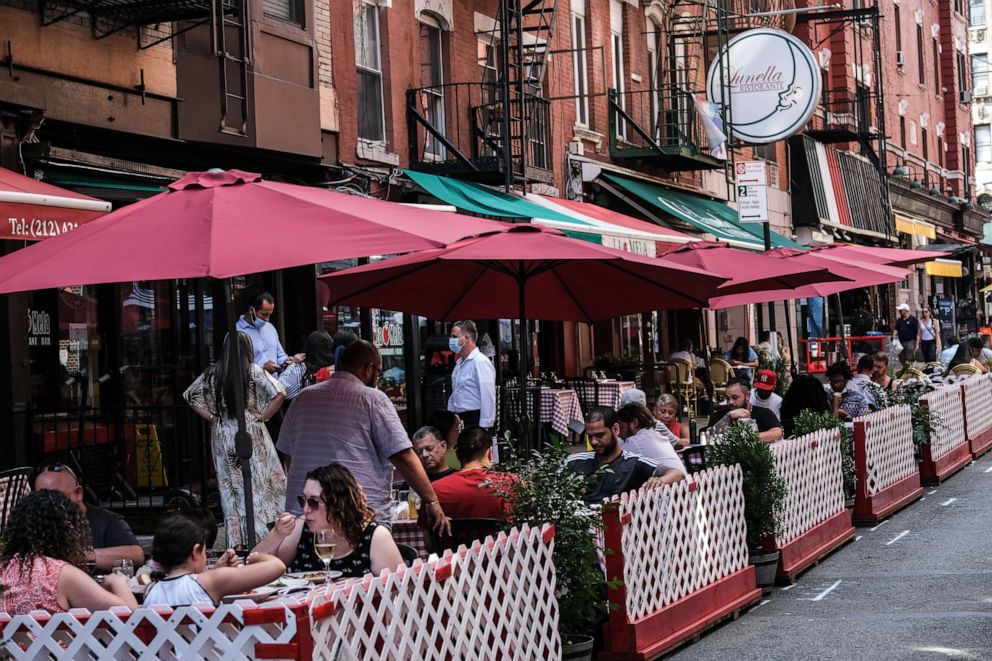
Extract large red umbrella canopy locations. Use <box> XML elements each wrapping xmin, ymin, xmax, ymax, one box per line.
<box><xmin>0</xmin><ymin>169</ymin><xmax>506</xmax><ymax>293</ymax></box>
<box><xmin>0</xmin><ymin>166</ymin><xmax>111</xmax><ymax>241</ymax></box>
<box><xmin>661</xmin><ymin>241</ymin><xmax>850</xmax><ymax>295</ymax></box>
<box><xmin>708</xmin><ymin>247</ymin><xmax>910</xmax><ymax>308</ymax></box>
<box><xmin>319</xmin><ymin>224</ymin><xmax>727</xmax><ymax>323</ymax></box>
<box><xmin>809</xmin><ymin>243</ymin><xmax>948</xmax><ymax>268</ymax></box>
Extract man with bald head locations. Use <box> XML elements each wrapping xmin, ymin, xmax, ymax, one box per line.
<box><xmin>34</xmin><ymin>464</ymin><xmax>144</xmax><ymax>572</ymax></box>
<box><xmin>278</xmin><ymin>340</ymin><xmax>451</xmax><ymax>535</ymax></box>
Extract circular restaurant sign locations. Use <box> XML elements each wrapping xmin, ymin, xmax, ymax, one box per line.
<box><xmin>706</xmin><ymin>28</ymin><xmax>821</xmax><ymax>144</ymax></box>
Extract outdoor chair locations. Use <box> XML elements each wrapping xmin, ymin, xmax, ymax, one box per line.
<box><xmin>898</xmin><ymin>367</ymin><xmax>925</xmax><ymax>380</ymax></box>
<box><xmin>0</xmin><ymin>467</ymin><xmax>32</xmax><ymax>536</ymax></box>
<box><xmin>563</xmin><ymin>376</ymin><xmax>600</xmax><ymax>413</ymax></box>
<box><xmin>497</xmin><ymin>385</ymin><xmax>546</xmax><ymax>451</ymax></box>
<box><xmin>950</xmin><ymin>363</ymin><xmax>982</xmax><ymax>377</ymax></box>
<box><xmin>708</xmin><ymin>357</ymin><xmax>736</xmax><ymax>406</ymax></box>
<box><xmin>396</xmin><ymin>543</ymin><xmax>419</xmax><ymax>567</ymax></box>
<box><xmin>665</xmin><ymin>359</ymin><xmax>697</xmax><ymax>420</ymax></box>
<box><xmin>426</xmin><ymin>517</ymin><xmax>506</xmax><ymax>555</ymax></box>
<box><xmin>923</xmin><ymin>362</ymin><xmax>945</xmax><ymax>374</ymax></box>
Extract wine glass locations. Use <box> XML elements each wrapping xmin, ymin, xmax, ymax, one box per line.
<box><xmin>313</xmin><ymin>528</ymin><xmax>337</xmax><ymax>582</ymax></box>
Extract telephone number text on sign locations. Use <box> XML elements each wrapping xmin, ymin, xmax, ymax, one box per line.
<box><xmin>7</xmin><ymin>217</ymin><xmax>80</xmax><ymax>239</ymax></box>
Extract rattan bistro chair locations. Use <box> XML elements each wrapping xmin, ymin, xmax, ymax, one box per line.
<box><xmin>950</xmin><ymin>363</ymin><xmax>982</xmax><ymax>377</ymax></box>
<box><xmin>665</xmin><ymin>359</ymin><xmax>697</xmax><ymax>420</ymax></box>
<box><xmin>708</xmin><ymin>357</ymin><xmax>736</xmax><ymax>406</ymax></box>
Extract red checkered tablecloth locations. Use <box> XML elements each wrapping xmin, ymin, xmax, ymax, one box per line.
<box><xmin>594</xmin><ymin>380</ymin><xmax>637</xmax><ymax>409</ymax></box>
<box><xmin>391</xmin><ymin>520</ymin><xmax>429</xmax><ymax>559</ymax></box>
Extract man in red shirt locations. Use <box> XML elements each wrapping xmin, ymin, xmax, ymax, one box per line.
<box><xmin>430</xmin><ymin>426</ymin><xmax>512</xmax><ymax>521</ymax></box>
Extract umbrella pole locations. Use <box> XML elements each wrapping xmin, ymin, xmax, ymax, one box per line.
<box><xmin>517</xmin><ymin>271</ymin><xmax>531</xmax><ymax>453</ymax></box>
<box><xmin>834</xmin><ymin>293</ymin><xmax>849</xmax><ymax>362</ymax></box>
<box><xmin>225</xmin><ymin>280</ymin><xmax>257</xmax><ymax>551</ymax></box>
<box><xmin>784</xmin><ymin>299</ymin><xmax>798</xmax><ymax>376</ymax></box>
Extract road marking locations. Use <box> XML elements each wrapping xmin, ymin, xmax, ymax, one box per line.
<box><xmin>870</xmin><ymin>520</ymin><xmax>890</xmax><ymax>531</ymax></box>
<box><xmin>928</xmin><ymin>489</ymin><xmax>938</xmax><ymax>495</ymax></box>
<box><xmin>781</xmin><ymin>584</ymin><xmax>796</xmax><ymax>591</ymax></box>
<box><xmin>855</xmin><ymin>535</ymin><xmax>862</xmax><ymax>541</ymax></box>
<box><xmin>886</xmin><ymin>530</ymin><xmax>910</xmax><ymax>546</ymax></box>
<box><xmin>984</xmin><ymin>465</ymin><xmax>992</xmax><ymax>473</ymax></box>
<box><xmin>920</xmin><ymin>497</ymin><xmax>926</xmax><ymax>501</ymax></box>
<box><xmin>752</xmin><ymin>599</ymin><xmax>771</xmax><ymax>609</ymax></box>
<box><xmin>941</xmin><ymin>498</ymin><xmax>957</xmax><ymax>507</ymax></box>
<box><xmin>811</xmin><ymin>580</ymin><xmax>842</xmax><ymax>602</ymax></box>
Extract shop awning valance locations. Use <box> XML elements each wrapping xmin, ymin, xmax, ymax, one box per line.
<box><xmin>598</xmin><ymin>172</ymin><xmax>803</xmax><ymax>250</ymax></box>
<box><xmin>0</xmin><ymin>166</ymin><xmax>111</xmax><ymax>241</ymax></box>
<box><xmin>894</xmin><ymin>213</ymin><xmax>937</xmax><ymax>240</ymax></box>
<box><xmin>924</xmin><ymin>258</ymin><xmax>964</xmax><ymax>277</ymax></box>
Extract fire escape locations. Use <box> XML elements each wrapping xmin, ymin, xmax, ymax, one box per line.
<box><xmin>406</xmin><ymin>0</ymin><xmax>557</xmax><ymax>187</ymax></box>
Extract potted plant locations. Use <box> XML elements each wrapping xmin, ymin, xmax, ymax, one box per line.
<box><xmin>705</xmin><ymin>424</ymin><xmax>787</xmax><ymax>592</ymax></box>
<box><xmin>887</xmin><ymin>378</ymin><xmax>943</xmax><ymax>448</ymax></box>
<box><xmin>493</xmin><ymin>437</ymin><xmax>612</xmax><ymax>660</ymax></box>
<box><xmin>792</xmin><ymin>409</ymin><xmax>855</xmax><ymax>505</ymax></box>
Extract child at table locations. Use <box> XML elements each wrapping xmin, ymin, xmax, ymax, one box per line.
<box><xmin>143</xmin><ymin>513</ymin><xmax>285</xmax><ymax>607</ymax></box>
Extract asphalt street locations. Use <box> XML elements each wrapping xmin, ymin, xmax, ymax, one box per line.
<box><xmin>670</xmin><ymin>452</ymin><xmax>992</xmax><ymax>661</ymax></box>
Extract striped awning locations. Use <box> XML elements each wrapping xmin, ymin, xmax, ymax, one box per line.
<box><xmin>924</xmin><ymin>258</ymin><xmax>964</xmax><ymax>277</ymax></box>
<box><xmin>894</xmin><ymin>213</ymin><xmax>937</xmax><ymax>239</ymax></box>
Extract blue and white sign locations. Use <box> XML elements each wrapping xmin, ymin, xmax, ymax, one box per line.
<box><xmin>706</xmin><ymin>28</ymin><xmax>821</xmax><ymax>144</ymax></box>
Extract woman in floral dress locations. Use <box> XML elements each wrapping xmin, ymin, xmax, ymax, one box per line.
<box><xmin>184</xmin><ymin>332</ymin><xmax>287</xmax><ymax>548</ymax></box>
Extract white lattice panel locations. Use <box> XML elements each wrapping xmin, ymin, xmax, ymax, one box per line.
<box><xmin>962</xmin><ymin>374</ymin><xmax>992</xmax><ymax>440</ymax></box>
<box><xmin>309</xmin><ymin>524</ymin><xmax>560</xmax><ymax>661</ymax></box>
<box><xmin>854</xmin><ymin>405</ymin><xmax>917</xmax><ymax>495</ymax></box>
<box><xmin>614</xmin><ymin>466</ymin><xmax>749</xmax><ymax>620</ymax></box>
<box><xmin>921</xmin><ymin>385</ymin><xmax>967</xmax><ymax>460</ymax></box>
<box><xmin>770</xmin><ymin>429</ymin><xmax>845</xmax><ymax>545</ymax></box>
<box><xmin>0</xmin><ymin>602</ymin><xmax>304</xmax><ymax>660</ymax></box>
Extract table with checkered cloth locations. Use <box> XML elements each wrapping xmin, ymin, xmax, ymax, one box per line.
<box><xmin>595</xmin><ymin>380</ymin><xmax>637</xmax><ymax>408</ymax></box>
<box><xmin>392</xmin><ymin>519</ymin><xmax>429</xmax><ymax>559</ymax></box>
<box><xmin>501</xmin><ymin>387</ymin><xmax>584</xmax><ymax>436</ymax></box>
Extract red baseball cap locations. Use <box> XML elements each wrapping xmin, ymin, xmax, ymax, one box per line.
<box><xmin>755</xmin><ymin>369</ymin><xmax>777</xmax><ymax>391</ymax></box>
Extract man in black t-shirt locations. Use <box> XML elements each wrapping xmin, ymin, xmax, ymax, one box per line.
<box><xmin>708</xmin><ymin>378</ymin><xmax>783</xmax><ymax>444</ymax></box>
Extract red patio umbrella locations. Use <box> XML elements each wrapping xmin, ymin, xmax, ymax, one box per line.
<box><xmin>0</xmin><ymin>166</ymin><xmax>111</xmax><ymax>241</ymax></box>
<box><xmin>0</xmin><ymin>169</ymin><xmax>505</xmax><ymax>293</ymax></box>
<box><xmin>661</xmin><ymin>241</ymin><xmax>851</xmax><ymax>296</ymax></box>
<box><xmin>809</xmin><ymin>243</ymin><xmax>949</xmax><ymax>268</ymax></box>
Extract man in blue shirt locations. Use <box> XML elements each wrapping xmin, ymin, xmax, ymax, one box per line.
<box><xmin>236</xmin><ymin>292</ymin><xmax>299</xmax><ymax>374</ymax></box>
<box><xmin>893</xmin><ymin>303</ymin><xmax>919</xmax><ymax>368</ymax></box>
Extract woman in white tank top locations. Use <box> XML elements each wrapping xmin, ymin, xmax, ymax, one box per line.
<box><xmin>916</xmin><ymin>305</ymin><xmax>941</xmax><ymax>363</ymax></box>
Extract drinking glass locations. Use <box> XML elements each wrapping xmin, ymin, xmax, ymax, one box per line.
<box><xmin>84</xmin><ymin>546</ymin><xmax>97</xmax><ymax>575</ymax></box>
<box><xmin>314</xmin><ymin>529</ymin><xmax>337</xmax><ymax>582</ymax></box>
<box><xmin>113</xmin><ymin>558</ymin><xmax>134</xmax><ymax>578</ymax></box>
<box><xmin>206</xmin><ymin>550</ymin><xmax>224</xmax><ymax>570</ymax></box>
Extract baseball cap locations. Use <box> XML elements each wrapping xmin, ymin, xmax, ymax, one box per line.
<box><xmin>619</xmin><ymin>388</ymin><xmax>647</xmax><ymax>407</ymax></box>
<box><xmin>896</xmin><ymin>303</ymin><xmax>910</xmax><ymax>311</ymax></box>
<box><xmin>754</xmin><ymin>369</ymin><xmax>777</xmax><ymax>391</ymax></box>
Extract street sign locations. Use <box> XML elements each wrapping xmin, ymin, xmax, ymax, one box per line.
<box><xmin>735</xmin><ymin>161</ymin><xmax>768</xmax><ymax>223</ymax></box>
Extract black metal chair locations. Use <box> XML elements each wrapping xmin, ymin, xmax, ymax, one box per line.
<box><xmin>0</xmin><ymin>467</ymin><xmax>33</xmax><ymax>536</ymax></box>
<box><xmin>396</xmin><ymin>543</ymin><xmax>420</xmax><ymax>567</ymax></box>
<box><xmin>498</xmin><ymin>386</ymin><xmax>546</xmax><ymax>451</ymax></box>
<box><xmin>563</xmin><ymin>377</ymin><xmax>600</xmax><ymax>414</ymax></box>
<box><xmin>426</xmin><ymin>517</ymin><xmax>507</xmax><ymax>555</ymax></box>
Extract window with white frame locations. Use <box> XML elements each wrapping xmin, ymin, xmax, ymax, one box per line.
<box><xmin>973</xmin><ymin>54</ymin><xmax>989</xmax><ymax>90</ymax></box>
<box><xmin>972</xmin><ymin>0</ymin><xmax>986</xmax><ymax>25</ymax></box>
<box><xmin>647</xmin><ymin>20</ymin><xmax>662</xmax><ymax>139</ymax></box>
<box><xmin>571</xmin><ymin>8</ymin><xmax>589</xmax><ymax>126</ymax></box>
<box><xmin>977</xmin><ymin>125</ymin><xmax>992</xmax><ymax>163</ymax></box>
<box><xmin>610</xmin><ymin>0</ymin><xmax>626</xmax><ymax>139</ymax></box>
<box><xmin>356</xmin><ymin>2</ymin><xmax>385</xmax><ymax>143</ymax></box>
<box><xmin>419</xmin><ymin>18</ymin><xmax>446</xmax><ymax>158</ymax></box>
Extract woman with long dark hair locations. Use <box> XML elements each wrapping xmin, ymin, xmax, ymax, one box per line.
<box><xmin>278</xmin><ymin>330</ymin><xmax>336</xmax><ymax>399</ymax></box>
<box><xmin>184</xmin><ymin>331</ymin><xmax>287</xmax><ymax>549</ymax></box>
<box><xmin>917</xmin><ymin>305</ymin><xmax>941</xmax><ymax>363</ymax></box>
<box><xmin>724</xmin><ymin>336</ymin><xmax>759</xmax><ymax>384</ymax></box>
<box><xmin>779</xmin><ymin>373</ymin><xmax>832</xmax><ymax>437</ymax></box>
<box><xmin>0</xmin><ymin>490</ymin><xmax>138</xmax><ymax>614</ymax></box>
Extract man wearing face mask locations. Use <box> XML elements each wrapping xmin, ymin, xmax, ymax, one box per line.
<box><xmin>447</xmin><ymin>320</ymin><xmax>497</xmax><ymax>430</ymax></box>
<box><xmin>278</xmin><ymin>340</ymin><xmax>451</xmax><ymax>536</ymax></box>
<box><xmin>237</xmin><ymin>292</ymin><xmax>301</xmax><ymax>374</ymax></box>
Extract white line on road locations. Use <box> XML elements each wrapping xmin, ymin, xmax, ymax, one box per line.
<box><xmin>870</xmin><ymin>520</ymin><xmax>890</xmax><ymax>531</ymax></box>
<box><xmin>781</xmin><ymin>584</ymin><xmax>796</xmax><ymax>591</ymax></box>
<box><xmin>855</xmin><ymin>535</ymin><xmax>862</xmax><ymax>541</ymax></box>
<box><xmin>941</xmin><ymin>498</ymin><xmax>957</xmax><ymax>507</ymax></box>
<box><xmin>752</xmin><ymin>599</ymin><xmax>770</xmax><ymax>609</ymax></box>
<box><xmin>920</xmin><ymin>498</ymin><xmax>926</xmax><ymax>501</ymax></box>
<box><xmin>811</xmin><ymin>580</ymin><xmax>842</xmax><ymax>602</ymax></box>
<box><xmin>886</xmin><ymin>530</ymin><xmax>910</xmax><ymax>546</ymax></box>
<box><xmin>985</xmin><ymin>465</ymin><xmax>992</xmax><ymax>473</ymax></box>
<box><xmin>927</xmin><ymin>489</ymin><xmax>938</xmax><ymax>495</ymax></box>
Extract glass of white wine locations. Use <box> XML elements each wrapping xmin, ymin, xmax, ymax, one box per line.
<box><xmin>314</xmin><ymin>528</ymin><xmax>337</xmax><ymax>582</ymax></box>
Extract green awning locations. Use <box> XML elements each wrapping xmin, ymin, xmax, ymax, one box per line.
<box><xmin>600</xmin><ymin>173</ymin><xmax>803</xmax><ymax>250</ymax></box>
<box><xmin>403</xmin><ymin>170</ymin><xmax>592</xmax><ymax>227</ymax></box>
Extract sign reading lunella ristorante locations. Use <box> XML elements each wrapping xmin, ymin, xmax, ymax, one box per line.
<box><xmin>706</xmin><ymin>28</ymin><xmax>821</xmax><ymax>144</ymax></box>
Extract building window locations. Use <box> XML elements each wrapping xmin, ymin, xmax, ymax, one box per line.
<box><xmin>478</xmin><ymin>39</ymin><xmax>501</xmax><ymax>157</ymax></box>
<box><xmin>916</xmin><ymin>24</ymin><xmax>925</xmax><ymax>84</ymax></box>
<box><xmin>938</xmin><ymin>135</ymin><xmax>945</xmax><ymax>189</ymax></box>
<box><xmin>647</xmin><ymin>21</ymin><xmax>662</xmax><ymax>138</ymax></box>
<box><xmin>895</xmin><ymin>6</ymin><xmax>902</xmax><ymax>52</ymax></box>
<box><xmin>419</xmin><ymin>21</ymin><xmax>446</xmax><ymax>158</ymax></box>
<box><xmin>922</xmin><ymin>127</ymin><xmax>929</xmax><ymax>167</ymax></box>
<box><xmin>356</xmin><ymin>3</ymin><xmax>385</xmax><ymax>143</ymax></box>
<box><xmin>972</xmin><ymin>0</ymin><xmax>986</xmax><ymax>25</ymax></box>
<box><xmin>932</xmin><ymin>38</ymin><xmax>941</xmax><ymax>93</ymax></box>
<box><xmin>263</xmin><ymin>0</ymin><xmax>306</xmax><ymax>26</ymax></box>
<box><xmin>572</xmin><ymin>12</ymin><xmax>589</xmax><ymax>126</ymax></box>
<box><xmin>753</xmin><ymin>143</ymin><xmax>776</xmax><ymax>161</ymax></box>
<box><xmin>900</xmin><ymin>116</ymin><xmax>907</xmax><ymax>147</ymax></box>
<box><xmin>955</xmin><ymin>0</ymin><xmax>964</xmax><ymax>16</ymax></box>
<box><xmin>977</xmin><ymin>125</ymin><xmax>992</xmax><ymax>163</ymax></box>
<box><xmin>610</xmin><ymin>0</ymin><xmax>626</xmax><ymax>139</ymax></box>
<box><xmin>856</xmin><ymin>83</ymin><xmax>870</xmax><ymax>133</ymax></box>
<box><xmin>973</xmin><ymin>54</ymin><xmax>988</xmax><ymax>90</ymax></box>
<box><xmin>964</xmin><ymin>145</ymin><xmax>972</xmax><ymax>197</ymax></box>
<box><xmin>960</xmin><ymin>51</ymin><xmax>971</xmax><ymax>92</ymax></box>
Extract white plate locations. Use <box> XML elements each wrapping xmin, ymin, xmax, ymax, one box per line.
<box><xmin>221</xmin><ymin>586</ymin><xmax>277</xmax><ymax>603</ymax></box>
<box><xmin>286</xmin><ymin>570</ymin><xmax>343</xmax><ymax>584</ymax></box>
<box><xmin>265</xmin><ymin>577</ymin><xmax>308</xmax><ymax>590</ymax></box>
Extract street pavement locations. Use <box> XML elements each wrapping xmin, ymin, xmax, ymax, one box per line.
<box><xmin>670</xmin><ymin>452</ymin><xmax>992</xmax><ymax>661</ymax></box>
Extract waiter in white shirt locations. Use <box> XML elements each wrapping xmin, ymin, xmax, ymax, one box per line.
<box><xmin>448</xmin><ymin>320</ymin><xmax>497</xmax><ymax>430</ymax></box>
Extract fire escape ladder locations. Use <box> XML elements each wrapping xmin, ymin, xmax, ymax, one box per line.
<box><xmin>211</xmin><ymin>0</ymin><xmax>250</xmax><ymax>136</ymax></box>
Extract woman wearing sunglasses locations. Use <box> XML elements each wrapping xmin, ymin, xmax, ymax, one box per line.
<box><xmin>253</xmin><ymin>463</ymin><xmax>403</xmax><ymax>578</ymax></box>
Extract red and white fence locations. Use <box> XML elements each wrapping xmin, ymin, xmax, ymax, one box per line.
<box><xmin>765</xmin><ymin>429</ymin><xmax>855</xmax><ymax>582</ymax></box>
<box><xmin>307</xmin><ymin>524</ymin><xmax>561</xmax><ymax>661</ymax></box>
<box><xmin>961</xmin><ymin>373</ymin><xmax>992</xmax><ymax>458</ymax></box>
<box><xmin>919</xmin><ymin>384</ymin><xmax>971</xmax><ymax>485</ymax></box>
<box><xmin>0</xmin><ymin>601</ymin><xmax>312</xmax><ymax>660</ymax></box>
<box><xmin>852</xmin><ymin>405</ymin><xmax>923</xmax><ymax>526</ymax></box>
<box><xmin>599</xmin><ymin>465</ymin><xmax>761</xmax><ymax>660</ymax></box>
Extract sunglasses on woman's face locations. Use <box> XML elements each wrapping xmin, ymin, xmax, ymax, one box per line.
<box><xmin>297</xmin><ymin>495</ymin><xmax>324</xmax><ymax>510</ymax></box>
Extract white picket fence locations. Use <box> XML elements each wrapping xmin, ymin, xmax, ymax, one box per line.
<box><xmin>308</xmin><ymin>523</ymin><xmax>560</xmax><ymax>661</ymax></box>
<box><xmin>961</xmin><ymin>374</ymin><xmax>992</xmax><ymax>442</ymax></box>
<box><xmin>853</xmin><ymin>405</ymin><xmax>917</xmax><ymax>496</ymax></box>
<box><xmin>920</xmin><ymin>385</ymin><xmax>967</xmax><ymax>460</ymax></box>
<box><xmin>609</xmin><ymin>465</ymin><xmax>750</xmax><ymax>620</ymax></box>
<box><xmin>0</xmin><ymin>601</ymin><xmax>308</xmax><ymax>660</ymax></box>
<box><xmin>769</xmin><ymin>429</ymin><xmax>846</xmax><ymax>545</ymax></box>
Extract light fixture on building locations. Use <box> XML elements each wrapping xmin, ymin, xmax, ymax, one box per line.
<box><xmin>929</xmin><ymin>186</ymin><xmax>942</xmax><ymax>196</ymax></box>
<box><xmin>949</xmin><ymin>195</ymin><xmax>963</xmax><ymax>204</ymax></box>
<box><xmin>910</xmin><ymin>179</ymin><xmax>922</xmax><ymax>190</ymax></box>
<box><xmin>892</xmin><ymin>165</ymin><xmax>910</xmax><ymax>176</ymax></box>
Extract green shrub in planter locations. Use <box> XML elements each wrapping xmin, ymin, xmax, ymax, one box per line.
<box><xmin>792</xmin><ymin>409</ymin><xmax>855</xmax><ymax>497</ymax></box>
<box><xmin>706</xmin><ymin>424</ymin><xmax>787</xmax><ymax>549</ymax></box>
<box><xmin>887</xmin><ymin>379</ymin><xmax>944</xmax><ymax>445</ymax></box>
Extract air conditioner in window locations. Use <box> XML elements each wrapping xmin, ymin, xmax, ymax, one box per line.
<box><xmin>896</xmin><ymin>51</ymin><xmax>906</xmax><ymax>67</ymax></box>
<box><xmin>962</xmin><ymin>90</ymin><xmax>974</xmax><ymax>104</ymax></box>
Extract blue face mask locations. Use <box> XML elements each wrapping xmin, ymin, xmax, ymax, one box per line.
<box><xmin>448</xmin><ymin>337</ymin><xmax>461</xmax><ymax>354</ymax></box>
<box><xmin>249</xmin><ymin>310</ymin><xmax>266</xmax><ymax>330</ymax></box>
